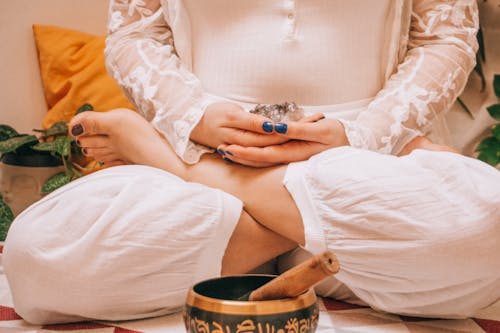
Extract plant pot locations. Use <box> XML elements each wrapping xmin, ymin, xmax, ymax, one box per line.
<box><xmin>0</xmin><ymin>152</ymin><xmax>64</xmax><ymax>217</ymax></box>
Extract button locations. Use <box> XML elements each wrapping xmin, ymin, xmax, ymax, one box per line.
<box><xmin>287</xmin><ymin>13</ymin><xmax>294</xmax><ymax>20</ymax></box>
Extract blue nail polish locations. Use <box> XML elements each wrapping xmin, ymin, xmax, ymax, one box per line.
<box><xmin>223</xmin><ymin>157</ymin><xmax>233</xmax><ymax>163</ymax></box>
<box><xmin>275</xmin><ymin>123</ymin><xmax>288</xmax><ymax>134</ymax></box>
<box><xmin>262</xmin><ymin>122</ymin><xmax>274</xmax><ymax>133</ymax></box>
<box><xmin>216</xmin><ymin>148</ymin><xmax>225</xmax><ymax>156</ymax></box>
<box><xmin>225</xmin><ymin>151</ymin><xmax>234</xmax><ymax>156</ymax></box>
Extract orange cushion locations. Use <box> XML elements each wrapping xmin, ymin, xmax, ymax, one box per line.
<box><xmin>33</xmin><ymin>25</ymin><xmax>135</xmax><ymax>128</ymax></box>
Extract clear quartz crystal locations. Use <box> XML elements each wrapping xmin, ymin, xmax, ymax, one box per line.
<box><xmin>249</xmin><ymin>102</ymin><xmax>304</xmax><ymax>122</ymax></box>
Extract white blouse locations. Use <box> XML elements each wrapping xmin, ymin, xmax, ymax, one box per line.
<box><xmin>182</xmin><ymin>0</ymin><xmax>391</xmax><ymax>106</ymax></box>
<box><xmin>105</xmin><ymin>0</ymin><xmax>479</xmax><ymax>164</ymax></box>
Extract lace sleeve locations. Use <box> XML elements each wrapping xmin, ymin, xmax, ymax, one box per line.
<box><xmin>342</xmin><ymin>0</ymin><xmax>479</xmax><ymax>154</ymax></box>
<box><xmin>105</xmin><ymin>0</ymin><xmax>224</xmax><ymax>164</ymax></box>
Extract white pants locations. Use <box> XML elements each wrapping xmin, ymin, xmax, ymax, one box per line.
<box><xmin>283</xmin><ymin>147</ymin><xmax>500</xmax><ymax>318</ymax></box>
<box><xmin>3</xmin><ymin>148</ymin><xmax>500</xmax><ymax>324</ymax></box>
<box><xmin>3</xmin><ymin>166</ymin><xmax>242</xmax><ymax>324</ymax></box>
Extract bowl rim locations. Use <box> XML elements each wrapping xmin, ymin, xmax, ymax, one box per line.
<box><xmin>185</xmin><ymin>274</ymin><xmax>318</xmax><ymax>315</ymax></box>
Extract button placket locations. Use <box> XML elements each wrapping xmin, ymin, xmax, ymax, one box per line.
<box><xmin>284</xmin><ymin>0</ymin><xmax>297</xmax><ymax>40</ymax></box>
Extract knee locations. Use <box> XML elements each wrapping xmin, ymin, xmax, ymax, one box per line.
<box><xmin>3</xmin><ymin>220</ymin><xmax>82</xmax><ymax>324</ymax></box>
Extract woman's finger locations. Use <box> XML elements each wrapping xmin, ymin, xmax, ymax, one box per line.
<box><xmin>216</xmin><ymin>144</ymin><xmax>278</xmax><ymax>167</ymax></box>
<box><xmin>219</xmin><ymin>141</ymin><xmax>330</xmax><ymax>165</ymax></box>
<box><xmin>298</xmin><ymin>113</ymin><xmax>325</xmax><ymax>123</ymax></box>
<box><xmin>225</xmin><ymin>109</ymin><xmax>276</xmax><ymax>134</ymax></box>
<box><xmin>223</xmin><ymin>128</ymin><xmax>288</xmax><ymax>147</ymax></box>
<box><xmin>272</xmin><ymin>118</ymin><xmax>347</xmax><ymax>145</ymax></box>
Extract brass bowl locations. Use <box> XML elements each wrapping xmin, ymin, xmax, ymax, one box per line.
<box><xmin>184</xmin><ymin>275</ymin><xmax>319</xmax><ymax>333</ymax></box>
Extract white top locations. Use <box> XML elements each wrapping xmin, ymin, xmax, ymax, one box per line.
<box><xmin>105</xmin><ymin>0</ymin><xmax>478</xmax><ymax>163</ymax></box>
<box><xmin>183</xmin><ymin>0</ymin><xmax>391</xmax><ymax>106</ymax></box>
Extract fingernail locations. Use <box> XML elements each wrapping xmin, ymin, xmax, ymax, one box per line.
<box><xmin>71</xmin><ymin>124</ymin><xmax>84</xmax><ymax>136</ymax></box>
<box><xmin>262</xmin><ymin>122</ymin><xmax>274</xmax><ymax>133</ymax></box>
<box><xmin>275</xmin><ymin>123</ymin><xmax>288</xmax><ymax>134</ymax></box>
<box><xmin>225</xmin><ymin>151</ymin><xmax>233</xmax><ymax>156</ymax></box>
<box><xmin>216</xmin><ymin>148</ymin><xmax>225</xmax><ymax>156</ymax></box>
<box><xmin>316</xmin><ymin>116</ymin><xmax>326</xmax><ymax>122</ymax></box>
<box><xmin>223</xmin><ymin>157</ymin><xmax>233</xmax><ymax>163</ymax></box>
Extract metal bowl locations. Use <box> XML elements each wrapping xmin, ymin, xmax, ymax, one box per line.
<box><xmin>184</xmin><ymin>275</ymin><xmax>319</xmax><ymax>333</ymax></box>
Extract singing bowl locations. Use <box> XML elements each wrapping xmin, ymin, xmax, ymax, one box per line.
<box><xmin>183</xmin><ymin>275</ymin><xmax>319</xmax><ymax>333</ymax></box>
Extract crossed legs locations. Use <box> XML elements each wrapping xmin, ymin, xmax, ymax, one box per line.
<box><xmin>71</xmin><ymin>109</ymin><xmax>305</xmax><ymax>274</ymax></box>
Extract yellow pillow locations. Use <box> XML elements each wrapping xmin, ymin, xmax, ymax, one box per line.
<box><xmin>33</xmin><ymin>25</ymin><xmax>135</xmax><ymax>128</ymax></box>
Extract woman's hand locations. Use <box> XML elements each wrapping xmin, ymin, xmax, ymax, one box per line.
<box><xmin>190</xmin><ymin>102</ymin><xmax>289</xmax><ymax>148</ymax></box>
<box><xmin>216</xmin><ymin>118</ymin><xmax>349</xmax><ymax>167</ymax></box>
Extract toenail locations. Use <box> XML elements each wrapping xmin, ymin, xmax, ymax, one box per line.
<box><xmin>225</xmin><ymin>151</ymin><xmax>233</xmax><ymax>156</ymax></box>
<box><xmin>262</xmin><ymin>122</ymin><xmax>273</xmax><ymax>133</ymax></box>
<box><xmin>216</xmin><ymin>148</ymin><xmax>225</xmax><ymax>156</ymax></box>
<box><xmin>223</xmin><ymin>157</ymin><xmax>233</xmax><ymax>163</ymax></box>
<box><xmin>275</xmin><ymin>123</ymin><xmax>288</xmax><ymax>134</ymax></box>
<box><xmin>71</xmin><ymin>124</ymin><xmax>84</xmax><ymax>136</ymax></box>
<box><xmin>82</xmin><ymin>148</ymin><xmax>88</xmax><ymax>155</ymax></box>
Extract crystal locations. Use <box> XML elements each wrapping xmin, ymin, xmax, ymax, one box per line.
<box><xmin>249</xmin><ymin>102</ymin><xmax>304</xmax><ymax>122</ymax></box>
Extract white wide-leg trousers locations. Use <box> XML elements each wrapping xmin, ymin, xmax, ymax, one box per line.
<box><xmin>3</xmin><ymin>148</ymin><xmax>500</xmax><ymax>323</ymax></box>
<box><xmin>3</xmin><ymin>165</ymin><xmax>242</xmax><ymax>324</ymax></box>
<box><xmin>283</xmin><ymin>147</ymin><xmax>500</xmax><ymax>318</ymax></box>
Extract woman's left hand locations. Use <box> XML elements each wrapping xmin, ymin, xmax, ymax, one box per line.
<box><xmin>216</xmin><ymin>118</ymin><xmax>349</xmax><ymax>167</ymax></box>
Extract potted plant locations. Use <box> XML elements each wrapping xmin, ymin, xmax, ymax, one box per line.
<box><xmin>0</xmin><ymin>103</ymin><xmax>95</xmax><ymax>241</ymax></box>
<box><xmin>457</xmin><ymin>1</ymin><xmax>500</xmax><ymax>168</ymax></box>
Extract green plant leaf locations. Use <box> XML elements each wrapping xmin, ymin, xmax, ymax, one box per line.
<box><xmin>0</xmin><ymin>135</ymin><xmax>39</xmax><ymax>154</ymax></box>
<box><xmin>476</xmin><ymin>136</ymin><xmax>500</xmax><ymax>167</ymax></box>
<box><xmin>32</xmin><ymin>136</ymin><xmax>74</xmax><ymax>157</ymax></box>
<box><xmin>33</xmin><ymin>122</ymin><xmax>68</xmax><ymax>138</ymax></box>
<box><xmin>491</xmin><ymin>124</ymin><xmax>500</xmax><ymax>142</ymax></box>
<box><xmin>494</xmin><ymin>75</ymin><xmax>500</xmax><ymax>99</ymax></box>
<box><xmin>0</xmin><ymin>194</ymin><xmax>14</xmax><ymax>241</ymax></box>
<box><xmin>0</xmin><ymin>125</ymin><xmax>19</xmax><ymax>142</ymax></box>
<box><xmin>41</xmin><ymin>172</ymin><xmax>72</xmax><ymax>194</ymax></box>
<box><xmin>76</xmin><ymin>103</ymin><xmax>94</xmax><ymax>114</ymax></box>
<box><xmin>476</xmin><ymin>136</ymin><xmax>499</xmax><ymax>152</ymax></box>
<box><xmin>487</xmin><ymin>104</ymin><xmax>500</xmax><ymax>121</ymax></box>
<box><xmin>478</xmin><ymin>150</ymin><xmax>500</xmax><ymax>167</ymax></box>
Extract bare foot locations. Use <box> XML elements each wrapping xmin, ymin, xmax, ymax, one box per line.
<box><xmin>69</xmin><ymin>109</ymin><xmax>187</xmax><ymax>177</ymax></box>
<box><xmin>398</xmin><ymin>136</ymin><xmax>459</xmax><ymax>156</ymax></box>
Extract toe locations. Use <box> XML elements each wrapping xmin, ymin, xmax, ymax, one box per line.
<box><xmin>77</xmin><ymin>135</ymin><xmax>110</xmax><ymax>149</ymax></box>
<box><xmin>103</xmin><ymin>160</ymin><xmax>128</xmax><ymax>167</ymax></box>
<box><xmin>82</xmin><ymin>147</ymin><xmax>111</xmax><ymax>158</ymax></box>
<box><xmin>69</xmin><ymin>112</ymin><xmax>113</xmax><ymax>137</ymax></box>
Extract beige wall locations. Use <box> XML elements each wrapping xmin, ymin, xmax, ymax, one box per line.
<box><xmin>0</xmin><ymin>0</ymin><xmax>109</xmax><ymax>133</ymax></box>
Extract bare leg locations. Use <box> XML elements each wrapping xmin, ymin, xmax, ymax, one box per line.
<box><xmin>70</xmin><ymin>110</ymin><xmax>305</xmax><ymax>246</ymax></box>
<box><xmin>223</xmin><ymin>210</ymin><xmax>296</xmax><ymax>275</ymax></box>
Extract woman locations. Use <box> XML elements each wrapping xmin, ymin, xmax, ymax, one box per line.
<box><xmin>4</xmin><ymin>108</ymin><xmax>500</xmax><ymax>325</ymax></box>
<box><xmin>103</xmin><ymin>0</ymin><xmax>478</xmax><ymax>166</ymax></box>
<box><xmin>4</xmin><ymin>0</ymin><xmax>496</xmax><ymax>325</ymax></box>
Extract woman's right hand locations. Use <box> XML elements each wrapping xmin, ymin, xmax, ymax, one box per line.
<box><xmin>190</xmin><ymin>102</ymin><xmax>289</xmax><ymax>148</ymax></box>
